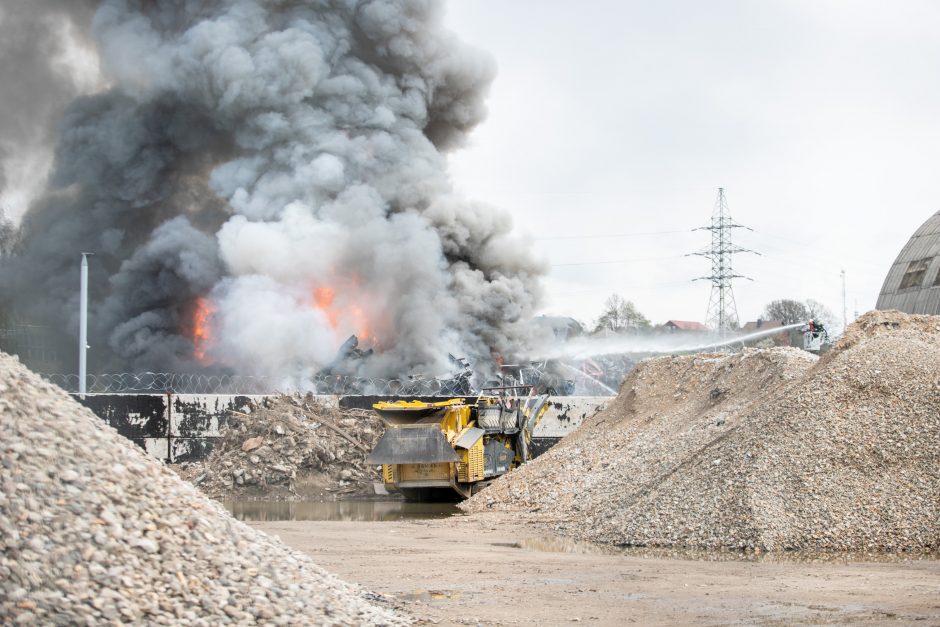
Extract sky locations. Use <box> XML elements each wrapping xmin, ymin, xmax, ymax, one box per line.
<box><xmin>3</xmin><ymin>1</ymin><xmax>939</xmax><ymax>337</ymax></box>
<box><xmin>442</xmin><ymin>0</ymin><xmax>940</xmax><ymax>331</ymax></box>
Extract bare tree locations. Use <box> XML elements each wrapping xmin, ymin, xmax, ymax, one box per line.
<box><xmin>805</xmin><ymin>299</ymin><xmax>836</xmax><ymax>328</ymax></box>
<box><xmin>763</xmin><ymin>299</ymin><xmax>810</xmax><ymax>325</ymax></box>
<box><xmin>593</xmin><ymin>294</ymin><xmax>651</xmax><ymax>334</ymax></box>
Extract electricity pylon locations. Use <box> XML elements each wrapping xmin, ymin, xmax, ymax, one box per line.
<box><xmin>691</xmin><ymin>188</ymin><xmax>758</xmax><ymax>336</ymax></box>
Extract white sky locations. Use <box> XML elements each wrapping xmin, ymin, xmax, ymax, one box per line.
<box><xmin>443</xmin><ymin>0</ymin><xmax>940</xmax><ymax>331</ymax></box>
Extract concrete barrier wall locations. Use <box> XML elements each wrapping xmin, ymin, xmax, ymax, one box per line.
<box><xmin>168</xmin><ymin>395</ymin><xmax>268</xmax><ymax>463</ymax></box>
<box><xmin>76</xmin><ymin>393</ymin><xmax>611</xmax><ymax>463</ymax></box>
<box><xmin>533</xmin><ymin>397</ymin><xmax>610</xmax><ymax>439</ymax></box>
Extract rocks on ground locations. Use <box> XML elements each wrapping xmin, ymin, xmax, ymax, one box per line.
<box><xmin>178</xmin><ymin>395</ymin><xmax>384</xmax><ymax>500</ymax></box>
<box><xmin>463</xmin><ymin>310</ymin><xmax>940</xmax><ymax>555</ymax></box>
<box><xmin>0</xmin><ymin>352</ymin><xmax>407</xmax><ymax>625</ymax></box>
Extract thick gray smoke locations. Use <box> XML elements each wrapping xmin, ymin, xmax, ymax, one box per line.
<box><xmin>0</xmin><ymin>1</ymin><xmax>99</xmax><ymax>216</ymax></box>
<box><xmin>4</xmin><ymin>0</ymin><xmax>545</xmax><ymax>384</ymax></box>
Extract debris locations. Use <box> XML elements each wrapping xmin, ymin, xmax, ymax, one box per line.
<box><xmin>240</xmin><ymin>436</ymin><xmax>264</xmax><ymax>452</ymax></box>
<box><xmin>176</xmin><ymin>395</ymin><xmax>385</xmax><ymax>500</ymax></box>
<box><xmin>316</xmin><ymin>415</ymin><xmax>371</xmax><ymax>453</ymax></box>
<box><xmin>463</xmin><ymin>311</ymin><xmax>940</xmax><ymax>554</ymax></box>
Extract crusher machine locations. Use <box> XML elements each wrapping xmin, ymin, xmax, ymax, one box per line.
<box><xmin>366</xmin><ymin>391</ymin><xmax>550</xmax><ymax>500</ymax></box>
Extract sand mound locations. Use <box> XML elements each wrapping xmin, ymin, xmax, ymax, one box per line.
<box><xmin>0</xmin><ymin>353</ymin><xmax>406</xmax><ymax>625</ymax></box>
<box><xmin>464</xmin><ymin>312</ymin><xmax>940</xmax><ymax>553</ymax></box>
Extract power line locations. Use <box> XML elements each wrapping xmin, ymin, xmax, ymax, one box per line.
<box><xmin>535</xmin><ymin>229</ymin><xmax>690</xmax><ymax>241</ymax></box>
<box><xmin>551</xmin><ymin>254</ymin><xmax>686</xmax><ymax>267</ymax></box>
<box><xmin>549</xmin><ymin>280</ymin><xmax>695</xmax><ymax>296</ymax></box>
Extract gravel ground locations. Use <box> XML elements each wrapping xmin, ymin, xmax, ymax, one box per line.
<box><xmin>177</xmin><ymin>395</ymin><xmax>383</xmax><ymax>501</ymax></box>
<box><xmin>0</xmin><ymin>352</ymin><xmax>408</xmax><ymax>625</ymax></box>
<box><xmin>464</xmin><ymin>310</ymin><xmax>940</xmax><ymax>554</ymax></box>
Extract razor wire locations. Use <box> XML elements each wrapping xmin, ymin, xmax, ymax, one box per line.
<box><xmin>43</xmin><ymin>373</ymin><xmax>482</xmax><ymax>396</ymax></box>
<box><xmin>44</xmin><ymin>373</ymin><xmax>274</xmax><ymax>395</ymax></box>
<box><xmin>44</xmin><ymin>367</ymin><xmax>623</xmax><ymax>396</ymax></box>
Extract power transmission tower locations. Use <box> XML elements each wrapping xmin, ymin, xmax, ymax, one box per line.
<box><xmin>691</xmin><ymin>188</ymin><xmax>758</xmax><ymax>336</ymax></box>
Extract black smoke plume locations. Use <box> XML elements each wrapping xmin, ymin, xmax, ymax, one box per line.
<box><xmin>2</xmin><ymin>1</ymin><xmax>545</xmax><ymax>386</ymax></box>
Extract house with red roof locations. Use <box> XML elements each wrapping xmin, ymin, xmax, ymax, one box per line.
<box><xmin>663</xmin><ymin>320</ymin><xmax>708</xmax><ymax>332</ymax></box>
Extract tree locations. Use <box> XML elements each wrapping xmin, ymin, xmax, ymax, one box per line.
<box><xmin>762</xmin><ymin>299</ymin><xmax>809</xmax><ymax>325</ymax></box>
<box><xmin>592</xmin><ymin>294</ymin><xmax>651</xmax><ymax>334</ymax></box>
<box><xmin>805</xmin><ymin>299</ymin><xmax>837</xmax><ymax>329</ymax></box>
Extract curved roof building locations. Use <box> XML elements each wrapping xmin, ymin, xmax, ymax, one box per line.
<box><xmin>876</xmin><ymin>210</ymin><xmax>940</xmax><ymax>314</ymax></box>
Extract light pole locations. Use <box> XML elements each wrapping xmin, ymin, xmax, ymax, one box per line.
<box><xmin>79</xmin><ymin>253</ymin><xmax>91</xmax><ymax>398</ymax></box>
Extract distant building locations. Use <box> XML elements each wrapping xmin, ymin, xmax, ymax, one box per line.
<box><xmin>664</xmin><ymin>320</ymin><xmax>708</xmax><ymax>332</ymax></box>
<box><xmin>877</xmin><ymin>210</ymin><xmax>940</xmax><ymax>314</ymax></box>
<box><xmin>0</xmin><ymin>323</ymin><xmax>63</xmax><ymax>373</ymax></box>
<box><xmin>0</xmin><ymin>311</ymin><xmax>65</xmax><ymax>374</ymax></box>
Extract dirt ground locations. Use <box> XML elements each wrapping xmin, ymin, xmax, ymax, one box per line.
<box><xmin>251</xmin><ymin>511</ymin><xmax>940</xmax><ymax>626</ymax></box>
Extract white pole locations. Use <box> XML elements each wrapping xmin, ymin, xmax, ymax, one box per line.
<box><xmin>840</xmin><ymin>269</ymin><xmax>847</xmax><ymax>332</ymax></box>
<box><xmin>79</xmin><ymin>253</ymin><xmax>88</xmax><ymax>398</ymax></box>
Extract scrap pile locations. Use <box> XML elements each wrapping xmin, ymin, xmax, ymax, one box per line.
<box><xmin>0</xmin><ymin>352</ymin><xmax>405</xmax><ymax>624</ymax></box>
<box><xmin>182</xmin><ymin>395</ymin><xmax>384</xmax><ymax>500</ymax></box>
<box><xmin>464</xmin><ymin>311</ymin><xmax>940</xmax><ymax>554</ymax></box>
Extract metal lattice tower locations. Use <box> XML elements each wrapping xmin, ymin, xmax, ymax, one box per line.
<box><xmin>691</xmin><ymin>188</ymin><xmax>757</xmax><ymax>336</ymax></box>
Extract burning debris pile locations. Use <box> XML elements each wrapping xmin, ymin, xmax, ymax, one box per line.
<box><xmin>305</xmin><ymin>344</ymin><xmax>627</xmax><ymax>396</ymax></box>
<box><xmin>0</xmin><ymin>352</ymin><xmax>405</xmax><ymax>624</ymax></box>
<box><xmin>464</xmin><ymin>311</ymin><xmax>940</xmax><ymax>553</ymax></box>
<box><xmin>310</xmin><ymin>342</ymin><xmax>476</xmax><ymax>396</ymax></box>
<box><xmin>4</xmin><ymin>0</ymin><xmax>544</xmax><ymax>385</ymax></box>
<box><xmin>180</xmin><ymin>395</ymin><xmax>384</xmax><ymax>500</ymax></box>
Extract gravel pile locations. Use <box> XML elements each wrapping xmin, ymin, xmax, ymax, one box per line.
<box><xmin>0</xmin><ymin>352</ymin><xmax>407</xmax><ymax>625</ymax></box>
<box><xmin>179</xmin><ymin>396</ymin><xmax>383</xmax><ymax>500</ymax></box>
<box><xmin>464</xmin><ymin>311</ymin><xmax>940</xmax><ymax>554</ymax></box>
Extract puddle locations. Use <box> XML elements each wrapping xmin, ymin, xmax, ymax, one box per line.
<box><xmin>512</xmin><ymin>536</ymin><xmax>619</xmax><ymax>555</ymax></box>
<box><xmin>224</xmin><ymin>499</ymin><xmax>460</xmax><ymax>522</ymax></box>
<box><xmin>500</xmin><ymin>536</ymin><xmax>940</xmax><ymax>563</ymax></box>
<box><xmin>398</xmin><ymin>590</ymin><xmax>462</xmax><ymax>603</ymax></box>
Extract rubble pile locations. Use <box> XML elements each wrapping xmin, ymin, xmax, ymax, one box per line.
<box><xmin>464</xmin><ymin>311</ymin><xmax>940</xmax><ymax>554</ymax></box>
<box><xmin>183</xmin><ymin>395</ymin><xmax>384</xmax><ymax>500</ymax></box>
<box><xmin>0</xmin><ymin>352</ymin><xmax>406</xmax><ymax>625</ymax></box>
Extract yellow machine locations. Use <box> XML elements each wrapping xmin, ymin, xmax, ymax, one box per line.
<box><xmin>366</xmin><ymin>393</ymin><xmax>550</xmax><ymax>500</ymax></box>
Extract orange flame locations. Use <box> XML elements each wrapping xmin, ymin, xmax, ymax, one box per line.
<box><xmin>192</xmin><ymin>297</ymin><xmax>217</xmax><ymax>365</ymax></box>
<box><xmin>313</xmin><ymin>286</ymin><xmax>335</xmax><ymax>308</ymax></box>
<box><xmin>313</xmin><ymin>286</ymin><xmax>340</xmax><ymax>327</ymax></box>
<box><xmin>310</xmin><ymin>283</ymin><xmax>381</xmax><ymax>347</ymax></box>
<box><xmin>350</xmin><ymin>305</ymin><xmax>369</xmax><ymax>340</ymax></box>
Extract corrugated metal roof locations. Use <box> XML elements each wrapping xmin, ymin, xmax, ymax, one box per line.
<box><xmin>876</xmin><ymin>210</ymin><xmax>940</xmax><ymax>314</ymax></box>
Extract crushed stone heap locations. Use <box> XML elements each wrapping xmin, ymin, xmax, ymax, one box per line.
<box><xmin>179</xmin><ymin>396</ymin><xmax>383</xmax><ymax>500</ymax></box>
<box><xmin>0</xmin><ymin>352</ymin><xmax>406</xmax><ymax>625</ymax></box>
<box><xmin>463</xmin><ymin>311</ymin><xmax>940</xmax><ymax>554</ymax></box>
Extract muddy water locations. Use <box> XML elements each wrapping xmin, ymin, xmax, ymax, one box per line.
<box><xmin>504</xmin><ymin>535</ymin><xmax>939</xmax><ymax>564</ymax></box>
<box><xmin>224</xmin><ymin>499</ymin><xmax>460</xmax><ymax>522</ymax></box>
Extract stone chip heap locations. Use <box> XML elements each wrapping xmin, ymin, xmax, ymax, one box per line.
<box><xmin>464</xmin><ymin>311</ymin><xmax>940</xmax><ymax>554</ymax></box>
<box><xmin>0</xmin><ymin>352</ymin><xmax>407</xmax><ymax>625</ymax></box>
<box><xmin>180</xmin><ymin>395</ymin><xmax>383</xmax><ymax>500</ymax></box>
